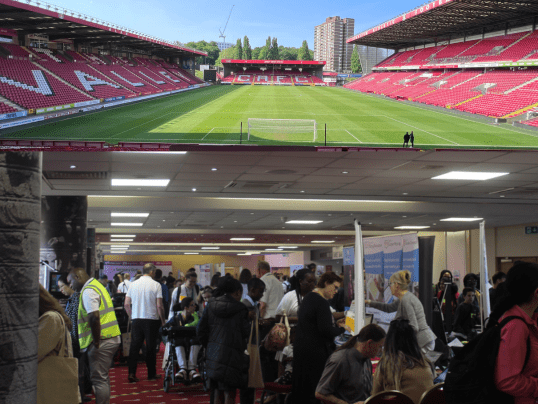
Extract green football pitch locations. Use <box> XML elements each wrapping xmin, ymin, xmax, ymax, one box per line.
<box><xmin>4</xmin><ymin>84</ymin><xmax>538</xmax><ymax>149</ymax></box>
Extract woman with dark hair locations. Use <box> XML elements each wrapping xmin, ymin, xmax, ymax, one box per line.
<box><xmin>292</xmin><ymin>272</ymin><xmax>351</xmax><ymax>404</ymax></box>
<box><xmin>315</xmin><ymin>324</ymin><xmax>386</xmax><ymax>404</ymax></box>
<box><xmin>493</xmin><ymin>262</ymin><xmax>538</xmax><ymax>404</ymax></box>
<box><xmin>239</xmin><ymin>268</ymin><xmax>252</xmax><ymax>301</ymax></box>
<box><xmin>38</xmin><ymin>284</ymin><xmax>79</xmax><ymax>404</ymax></box>
<box><xmin>366</xmin><ymin>270</ymin><xmax>436</xmax><ymax>353</ymax></box>
<box><xmin>434</xmin><ymin>270</ymin><xmax>460</xmax><ymax>307</ymax></box>
<box><xmin>197</xmin><ymin>277</ymin><xmax>250</xmax><ymax>404</ymax></box>
<box><xmin>372</xmin><ymin>319</ymin><xmax>434</xmax><ymax>404</ymax></box>
<box><xmin>163</xmin><ymin>297</ymin><xmax>201</xmax><ymax>382</ymax></box>
<box><xmin>210</xmin><ymin>273</ymin><xmax>221</xmax><ymax>289</ymax></box>
<box><xmin>113</xmin><ymin>273</ymin><xmax>122</xmax><ymax>289</ymax></box>
<box><xmin>275</xmin><ymin>268</ymin><xmax>317</xmax><ymax>323</ymax></box>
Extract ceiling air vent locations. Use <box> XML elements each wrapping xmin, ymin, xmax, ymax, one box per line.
<box><xmin>44</xmin><ymin>171</ymin><xmax>108</xmax><ymax>180</ymax></box>
<box><xmin>265</xmin><ymin>169</ymin><xmax>297</xmax><ymax>175</ymax></box>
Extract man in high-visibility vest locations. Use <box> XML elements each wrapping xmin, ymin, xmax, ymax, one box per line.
<box><xmin>68</xmin><ymin>268</ymin><xmax>121</xmax><ymax>404</ymax></box>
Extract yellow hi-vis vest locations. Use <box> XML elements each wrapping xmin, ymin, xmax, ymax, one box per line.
<box><xmin>78</xmin><ymin>278</ymin><xmax>121</xmax><ymax>349</ymax></box>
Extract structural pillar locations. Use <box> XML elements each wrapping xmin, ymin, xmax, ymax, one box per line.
<box><xmin>0</xmin><ymin>152</ymin><xmax>42</xmax><ymax>404</ymax></box>
<box><xmin>40</xmin><ymin>196</ymin><xmax>88</xmax><ymax>273</ymax></box>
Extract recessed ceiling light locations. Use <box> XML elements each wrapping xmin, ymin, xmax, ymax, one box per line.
<box><xmin>230</xmin><ymin>238</ymin><xmax>255</xmax><ymax>241</ymax></box>
<box><xmin>234</xmin><ymin>220</ymin><xmax>238</xmax><ymax>223</ymax></box>
<box><xmin>265</xmin><ymin>248</ymin><xmax>283</xmax><ymax>251</ymax></box>
<box><xmin>341</xmin><ymin>171</ymin><xmax>349</xmax><ymax>174</ymax></box>
<box><xmin>70</xmin><ymin>165</ymin><xmax>76</xmax><ymax>169</ymax></box>
<box><xmin>111</xmin><ymin>179</ymin><xmax>170</xmax><ymax>187</ymax></box>
<box><xmin>111</xmin><ymin>212</ymin><xmax>149</xmax><ymax>217</ymax></box>
<box><xmin>440</xmin><ymin>218</ymin><xmax>484</xmax><ymax>222</ymax></box>
<box><xmin>110</xmin><ymin>239</ymin><xmax>133</xmax><ymax>242</ymax></box>
<box><xmin>311</xmin><ymin>240</ymin><xmax>335</xmax><ymax>243</ymax></box>
<box><xmin>201</xmin><ymin>247</ymin><xmax>220</xmax><ymax>250</ymax></box>
<box><xmin>431</xmin><ymin>171</ymin><xmax>509</xmax><ymax>181</ymax></box>
<box><xmin>250</xmin><ymin>213</ymin><xmax>255</xmax><ymax>215</ymax></box>
<box><xmin>285</xmin><ymin>220</ymin><xmax>323</xmax><ymax>224</ymax></box>
<box><xmin>111</xmin><ymin>223</ymin><xmax>144</xmax><ymax>226</ymax></box>
<box><xmin>402</xmin><ymin>216</ymin><xmax>407</xmax><ymax>218</ymax></box>
<box><xmin>192</xmin><ymin>188</ymin><xmax>197</xmax><ymax>192</ymax></box>
<box><xmin>211</xmin><ymin>168</ymin><xmax>217</xmax><ymax>171</ymax></box>
<box><xmin>237</xmin><ymin>253</ymin><xmax>251</xmax><ymax>256</ymax></box>
<box><xmin>110</xmin><ymin>245</ymin><xmax>129</xmax><ymax>248</ymax></box>
<box><xmin>300</xmin><ymin>191</ymin><xmax>305</xmax><ymax>193</ymax></box>
<box><xmin>394</xmin><ymin>226</ymin><xmax>430</xmax><ymax>229</ymax></box>
<box><xmin>500</xmin><ymin>195</ymin><xmax>506</xmax><ymax>198</ymax></box>
<box><xmin>162</xmin><ymin>219</ymin><xmax>166</xmax><ymax>222</ymax></box>
<box><xmin>111</xmin><ymin>234</ymin><xmax>136</xmax><ymax>237</ymax></box>
<box><xmin>278</xmin><ymin>246</ymin><xmax>298</xmax><ymax>249</ymax></box>
<box><xmin>403</xmin><ymin>193</ymin><xmax>408</xmax><ymax>195</ymax></box>
<box><xmin>369</xmin><ymin>222</ymin><xmax>372</xmax><ymax>224</ymax></box>
<box><xmin>185</xmin><ymin>253</ymin><xmax>199</xmax><ymax>255</ymax></box>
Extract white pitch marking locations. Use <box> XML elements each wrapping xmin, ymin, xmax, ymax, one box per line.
<box><xmin>345</xmin><ymin>130</ymin><xmax>363</xmax><ymax>143</ymax></box>
<box><xmin>382</xmin><ymin>115</ymin><xmax>459</xmax><ymax>145</ymax></box>
<box><xmin>201</xmin><ymin>127</ymin><xmax>215</xmax><ymax>140</ymax></box>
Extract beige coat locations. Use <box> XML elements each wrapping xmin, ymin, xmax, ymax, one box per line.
<box><xmin>372</xmin><ymin>362</ymin><xmax>434</xmax><ymax>404</ymax></box>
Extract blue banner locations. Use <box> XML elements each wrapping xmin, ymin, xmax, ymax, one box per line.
<box><xmin>0</xmin><ymin>110</ymin><xmax>27</xmax><ymax>121</ymax></box>
<box><xmin>104</xmin><ymin>96</ymin><xmax>125</xmax><ymax>102</ymax></box>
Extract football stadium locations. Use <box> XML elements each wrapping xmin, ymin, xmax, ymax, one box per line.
<box><xmin>2</xmin><ymin>0</ymin><xmax>538</xmax><ymax>148</ymax></box>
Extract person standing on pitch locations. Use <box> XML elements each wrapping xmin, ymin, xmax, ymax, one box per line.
<box><xmin>410</xmin><ymin>131</ymin><xmax>415</xmax><ymax>148</ymax></box>
<box><xmin>403</xmin><ymin>132</ymin><xmax>410</xmax><ymax>147</ymax></box>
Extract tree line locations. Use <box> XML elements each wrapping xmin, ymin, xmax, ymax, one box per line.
<box><xmin>181</xmin><ymin>36</ymin><xmax>361</xmax><ymax>73</ymax></box>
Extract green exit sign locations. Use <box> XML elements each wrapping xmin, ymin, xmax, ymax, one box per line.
<box><xmin>525</xmin><ymin>226</ymin><xmax>538</xmax><ymax>234</ymax></box>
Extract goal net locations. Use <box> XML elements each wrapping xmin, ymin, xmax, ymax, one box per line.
<box><xmin>247</xmin><ymin>118</ymin><xmax>317</xmax><ymax>141</ymax></box>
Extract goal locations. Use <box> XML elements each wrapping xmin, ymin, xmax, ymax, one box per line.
<box><xmin>247</xmin><ymin>118</ymin><xmax>317</xmax><ymax>141</ymax></box>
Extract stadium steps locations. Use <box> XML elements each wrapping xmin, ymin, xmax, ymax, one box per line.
<box><xmin>410</xmin><ymin>89</ymin><xmax>436</xmax><ymax>100</ymax></box>
<box><xmin>101</xmin><ymin>55</ymin><xmax>112</xmax><ymax>65</ymax></box>
<box><xmin>87</xmin><ymin>64</ymin><xmax>135</xmax><ymax>92</ymax></box>
<box><xmin>505</xmin><ymin>77</ymin><xmax>538</xmax><ymax>94</ymax></box>
<box><xmin>32</xmin><ymin>61</ymin><xmax>97</xmax><ymax>100</ymax></box>
<box><xmin>0</xmin><ymin>94</ymin><xmax>24</xmax><ymax>111</ymax></box>
<box><xmin>450</xmin><ymin>72</ymin><xmax>484</xmax><ymax>89</ymax></box>
<box><xmin>501</xmin><ymin>101</ymin><xmax>538</xmax><ymax>118</ymax></box>
<box><xmin>59</xmin><ymin>51</ymin><xmax>74</xmax><ymax>62</ymax></box>
<box><xmin>0</xmin><ymin>46</ymin><xmax>9</xmax><ymax>59</ymax></box>
<box><xmin>450</xmin><ymin>94</ymin><xmax>483</xmax><ymax>108</ymax></box>
<box><xmin>21</xmin><ymin>46</ymin><xmax>43</xmax><ymax>61</ymax></box>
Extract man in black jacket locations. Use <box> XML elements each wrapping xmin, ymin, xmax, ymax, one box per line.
<box><xmin>198</xmin><ymin>278</ymin><xmax>251</xmax><ymax>404</ymax></box>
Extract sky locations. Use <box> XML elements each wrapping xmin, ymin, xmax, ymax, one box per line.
<box><xmin>42</xmin><ymin>0</ymin><xmax>429</xmax><ymax>49</ymax></box>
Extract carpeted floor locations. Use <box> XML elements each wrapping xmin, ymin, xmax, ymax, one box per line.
<box><xmin>85</xmin><ymin>343</ymin><xmax>262</xmax><ymax>404</ymax></box>
<box><xmin>85</xmin><ymin>344</ymin><xmax>380</xmax><ymax>404</ymax></box>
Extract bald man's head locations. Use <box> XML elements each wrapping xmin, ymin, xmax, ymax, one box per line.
<box><xmin>68</xmin><ymin>268</ymin><xmax>90</xmax><ymax>292</ymax></box>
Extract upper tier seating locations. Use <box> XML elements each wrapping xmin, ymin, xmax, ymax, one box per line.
<box><xmin>1</xmin><ymin>44</ymin><xmax>33</xmax><ymax>58</ymax></box>
<box><xmin>30</xmin><ymin>48</ymin><xmax>68</xmax><ymax>63</ymax></box>
<box><xmin>522</xmin><ymin>116</ymin><xmax>538</xmax><ymax>127</ymax></box>
<box><xmin>0</xmin><ymin>59</ymin><xmax>94</xmax><ymax>109</ymax></box>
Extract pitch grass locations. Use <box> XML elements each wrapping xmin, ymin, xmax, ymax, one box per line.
<box><xmin>4</xmin><ymin>84</ymin><xmax>538</xmax><ymax>149</ymax></box>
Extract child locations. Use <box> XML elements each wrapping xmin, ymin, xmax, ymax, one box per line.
<box><xmin>453</xmin><ymin>287</ymin><xmax>479</xmax><ymax>340</ymax></box>
<box><xmin>275</xmin><ymin>327</ymin><xmax>295</xmax><ymax>385</ymax></box>
<box><xmin>163</xmin><ymin>297</ymin><xmax>201</xmax><ymax>382</ymax></box>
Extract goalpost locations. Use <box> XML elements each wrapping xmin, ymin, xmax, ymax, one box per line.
<box><xmin>247</xmin><ymin>118</ymin><xmax>317</xmax><ymax>141</ymax></box>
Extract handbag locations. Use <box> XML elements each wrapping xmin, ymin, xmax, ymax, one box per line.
<box><xmin>263</xmin><ymin>311</ymin><xmax>290</xmax><ymax>352</ymax></box>
<box><xmin>37</xmin><ymin>313</ymin><xmax>79</xmax><ymax>404</ymax></box>
<box><xmin>122</xmin><ymin>320</ymin><xmax>131</xmax><ymax>357</ymax></box>
<box><xmin>247</xmin><ymin>316</ymin><xmax>265</xmax><ymax>389</ymax></box>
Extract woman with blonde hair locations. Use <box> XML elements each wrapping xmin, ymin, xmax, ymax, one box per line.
<box><xmin>366</xmin><ymin>270</ymin><xmax>436</xmax><ymax>352</ymax></box>
<box><xmin>372</xmin><ymin>319</ymin><xmax>434</xmax><ymax>404</ymax></box>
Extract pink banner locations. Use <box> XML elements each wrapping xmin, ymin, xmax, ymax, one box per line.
<box><xmin>0</xmin><ymin>27</ymin><xmax>17</xmax><ymax>37</ymax></box>
<box><xmin>221</xmin><ymin>59</ymin><xmax>325</xmax><ymax>65</ymax></box>
<box><xmin>348</xmin><ymin>0</ymin><xmax>454</xmax><ymax>43</ymax></box>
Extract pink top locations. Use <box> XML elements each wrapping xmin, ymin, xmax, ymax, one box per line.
<box><xmin>495</xmin><ymin>305</ymin><xmax>538</xmax><ymax>404</ymax></box>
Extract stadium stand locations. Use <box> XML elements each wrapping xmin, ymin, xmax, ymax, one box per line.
<box><xmin>0</xmin><ymin>59</ymin><xmax>95</xmax><ymax>109</ymax></box>
<box><xmin>221</xmin><ymin>68</ymin><xmax>322</xmax><ymax>86</ymax></box>
<box><xmin>0</xmin><ymin>102</ymin><xmax>18</xmax><ymax>114</ymax></box>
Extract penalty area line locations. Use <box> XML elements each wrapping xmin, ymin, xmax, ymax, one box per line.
<box><xmin>345</xmin><ymin>130</ymin><xmax>362</xmax><ymax>143</ymax></box>
<box><xmin>201</xmin><ymin>128</ymin><xmax>215</xmax><ymax>140</ymax></box>
<box><xmin>382</xmin><ymin>115</ymin><xmax>459</xmax><ymax>145</ymax></box>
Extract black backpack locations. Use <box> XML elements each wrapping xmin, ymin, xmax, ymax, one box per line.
<box><xmin>444</xmin><ymin>316</ymin><xmax>530</xmax><ymax>404</ymax></box>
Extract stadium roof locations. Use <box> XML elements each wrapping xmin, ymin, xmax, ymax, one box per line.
<box><xmin>0</xmin><ymin>0</ymin><xmax>207</xmax><ymax>57</ymax></box>
<box><xmin>347</xmin><ymin>0</ymin><xmax>538</xmax><ymax>50</ymax></box>
<box><xmin>221</xmin><ymin>60</ymin><xmax>325</xmax><ymax>65</ymax></box>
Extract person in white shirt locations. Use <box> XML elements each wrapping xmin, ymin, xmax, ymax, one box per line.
<box><xmin>124</xmin><ymin>263</ymin><xmax>165</xmax><ymax>383</ymax></box>
<box><xmin>258</xmin><ymin>261</ymin><xmax>285</xmax><ymax>320</ymax></box>
<box><xmin>275</xmin><ymin>268</ymin><xmax>317</xmax><ymax>323</ymax></box>
<box><xmin>117</xmin><ymin>273</ymin><xmax>131</xmax><ymax>294</ymax></box>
